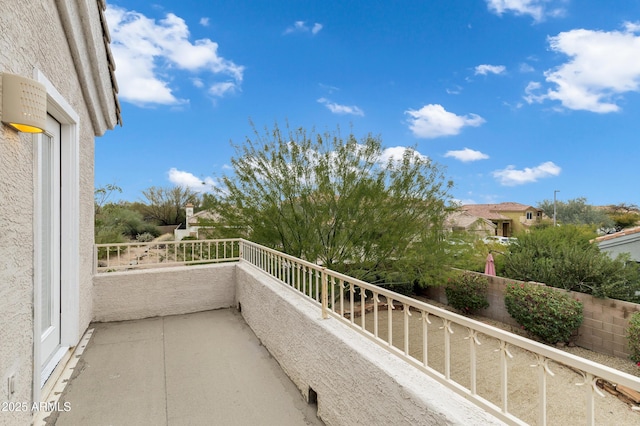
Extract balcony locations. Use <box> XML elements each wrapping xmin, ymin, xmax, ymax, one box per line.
<box><xmin>40</xmin><ymin>240</ymin><xmax>640</xmax><ymax>425</ymax></box>
<box><xmin>44</xmin><ymin>309</ymin><xmax>323</xmax><ymax>425</ymax></box>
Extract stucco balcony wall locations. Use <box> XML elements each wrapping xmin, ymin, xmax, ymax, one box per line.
<box><xmin>93</xmin><ymin>263</ymin><xmax>236</xmax><ymax>322</ymax></box>
<box><xmin>235</xmin><ymin>262</ymin><xmax>504</xmax><ymax>426</ymax></box>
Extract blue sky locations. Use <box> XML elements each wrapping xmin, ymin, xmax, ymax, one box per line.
<box><xmin>99</xmin><ymin>0</ymin><xmax>640</xmax><ymax>207</ymax></box>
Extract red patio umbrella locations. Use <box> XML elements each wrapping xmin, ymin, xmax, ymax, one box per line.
<box><xmin>484</xmin><ymin>252</ymin><xmax>496</xmax><ymax>276</ymax></box>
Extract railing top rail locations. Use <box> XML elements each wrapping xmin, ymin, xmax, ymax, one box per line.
<box><xmin>95</xmin><ymin>238</ymin><xmax>241</xmax><ymax>248</ymax></box>
<box><xmin>239</xmin><ymin>239</ymin><xmax>640</xmax><ymax>391</ymax></box>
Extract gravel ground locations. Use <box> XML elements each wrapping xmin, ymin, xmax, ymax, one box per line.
<box><xmin>360</xmin><ymin>298</ymin><xmax>640</xmax><ymax>425</ymax></box>
<box><xmin>420</xmin><ymin>297</ymin><xmax>640</xmax><ymax>378</ymax></box>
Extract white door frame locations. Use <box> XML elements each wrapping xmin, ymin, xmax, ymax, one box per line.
<box><xmin>32</xmin><ymin>69</ymin><xmax>81</xmax><ymax>402</ymax></box>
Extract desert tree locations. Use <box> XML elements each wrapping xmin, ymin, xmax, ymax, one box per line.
<box><xmin>537</xmin><ymin>197</ymin><xmax>613</xmax><ymax>229</ymax></box>
<box><xmin>140</xmin><ymin>185</ymin><xmax>199</xmax><ymax>226</ymax></box>
<box><xmin>211</xmin><ymin>122</ymin><xmax>454</xmax><ymax>287</ymax></box>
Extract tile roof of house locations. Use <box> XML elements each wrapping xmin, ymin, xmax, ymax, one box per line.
<box><xmin>461</xmin><ymin>203</ymin><xmax>539</xmax><ymax>221</ymax></box>
<box><xmin>593</xmin><ymin>226</ymin><xmax>640</xmax><ymax>242</ymax></box>
<box><xmin>445</xmin><ymin>211</ymin><xmax>496</xmax><ymax>229</ymax></box>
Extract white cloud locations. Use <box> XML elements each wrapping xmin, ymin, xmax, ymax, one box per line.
<box><xmin>624</xmin><ymin>21</ymin><xmax>640</xmax><ymax>33</ymax></box>
<box><xmin>446</xmin><ymin>85</ymin><xmax>463</xmax><ymax>95</ymax></box>
<box><xmin>524</xmin><ymin>24</ymin><xmax>640</xmax><ymax>113</ymax></box>
<box><xmin>485</xmin><ymin>0</ymin><xmax>565</xmax><ymax>22</ymax></box>
<box><xmin>317</xmin><ymin>98</ymin><xmax>364</xmax><ymax>116</ymax></box>
<box><xmin>319</xmin><ymin>83</ymin><xmax>340</xmax><ymax>94</ymax></box>
<box><xmin>519</xmin><ymin>63</ymin><xmax>535</xmax><ymax>73</ymax></box>
<box><xmin>284</xmin><ymin>21</ymin><xmax>323</xmax><ymax>35</ymax></box>
<box><xmin>475</xmin><ymin>64</ymin><xmax>506</xmax><ymax>75</ymax></box>
<box><xmin>311</xmin><ymin>23</ymin><xmax>323</xmax><ymax>35</ymax></box>
<box><xmin>199</xmin><ymin>17</ymin><xmax>210</xmax><ymax>27</ymax></box>
<box><xmin>444</xmin><ymin>148</ymin><xmax>490</xmax><ymax>162</ymax></box>
<box><xmin>405</xmin><ymin>104</ymin><xmax>485</xmax><ymax>139</ymax></box>
<box><xmin>378</xmin><ymin>146</ymin><xmax>429</xmax><ymax>165</ymax></box>
<box><xmin>105</xmin><ymin>6</ymin><xmax>244</xmax><ymax>106</ymax></box>
<box><xmin>492</xmin><ymin>161</ymin><xmax>561</xmax><ymax>186</ymax></box>
<box><xmin>168</xmin><ymin>168</ymin><xmax>216</xmax><ymax>193</ymax></box>
<box><xmin>209</xmin><ymin>82</ymin><xmax>237</xmax><ymax>97</ymax></box>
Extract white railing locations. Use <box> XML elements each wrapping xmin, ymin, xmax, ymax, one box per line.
<box><xmin>94</xmin><ymin>239</ymin><xmax>240</xmax><ymax>273</ymax></box>
<box><xmin>239</xmin><ymin>240</ymin><xmax>640</xmax><ymax>426</ymax></box>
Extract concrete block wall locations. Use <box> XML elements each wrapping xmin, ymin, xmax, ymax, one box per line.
<box><xmin>425</xmin><ymin>273</ymin><xmax>640</xmax><ymax>358</ymax></box>
<box><xmin>574</xmin><ymin>293</ymin><xmax>639</xmax><ymax>358</ymax></box>
<box><xmin>235</xmin><ymin>263</ymin><xmax>505</xmax><ymax>426</ymax></box>
<box><xmin>93</xmin><ymin>264</ymin><xmax>236</xmax><ymax>322</ymax></box>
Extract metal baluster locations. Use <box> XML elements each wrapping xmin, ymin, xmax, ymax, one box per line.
<box><xmin>403</xmin><ymin>304</ymin><xmax>412</xmax><ymax>356</ymax></box>
<box><xmin>531</xmin><ymin>354</ymin><xmax>555</xmax><ymax>426</ymax></box>
<box><xmin>339</xmin><ymin>280</ymin><xmax>344</xmax><ymax>317</ymax></box>
<box><xmin>360</xmin><ymin>286</ymin><xmax>367</xmax><ymax>330</ymax></box>
<box><xmin>304</xmin><ymin>267</ymin><xmax>308</xmax><ymax>297</ymax></box>
<box><xmin>387</xmin><ymin>297</ymin><xmax>394</xmax><ymax>346</ymax></box>
<box><xmin>349</xmin><ymin>283</ymin><xmax>355</xmax><ymax>324</ymax></box>
<box><xmin>422</xmin><ymin>311</ymin><xmax>431</xmax><ymax>367</ymax></box>
<box><xmin>495</xmin><ymin>340</ymin><xmax>513</xmax><ymax>413</ymax></box>
<box><xmin>440</xmin><ymin>318</ymin><xmax>454</xmax><ymax>380</ymax></box>
<box><xmin>576</xmin><ymin>372</ymin><xmax>605</xmax><ymax>426</ymax></box>
<box><xmin>465</xmin><ymin>329</ymin><xmax>482</xmax><ymax>395</ymax></box>
<box><xmin>373</xmin><ymin>293</ymin><xmax>380</xmax><ymax>338</ymax></box>
<box><xmin>330</xmin><ymin>276</ymin><xmax>335</xmax><ymax>312</ymax></box>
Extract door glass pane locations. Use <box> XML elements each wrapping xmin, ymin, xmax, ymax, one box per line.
<box><xmin>41</xmin><ymin>133</ymin><xmax>53</xmax><ymax>331</ymax></box>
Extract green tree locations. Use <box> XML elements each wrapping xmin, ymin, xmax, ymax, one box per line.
<box><xmin>140</xmin><ymin>186</ymin><xmax>199</xmax><ymax>226</ymax></box>
<box><xmin>211</xmin><ymin>122</ymin><xmax>454</xmax><ymax>286</ymax></box>
<box><xmin>95</xmin><ymin>202</ymin><xmax>160</xmax><ymax>243</ymax></box>
<box><xmin>95</xmin><ymin>183</ymin><xmax>122</xmax><ymax>215</ymax></box>
<box><xmin>504</xmin><ymin>225</ymin><xmax>640</xmax><ymax>302</ymax></box>
<box><xmin>604</xmin><ymin>203</ymin><xmax>640</xmax><ymax>231</ymax></box>
<box><xmin>537</xmin><ymin>197</ymin><xmax>613</xmax><ymax>229</ymax></box>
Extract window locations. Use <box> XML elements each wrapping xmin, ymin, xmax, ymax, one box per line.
<box><xmin>526</xmin><ymin>211</ymin><xmax>533</xmax><ymax>220</ymax></box>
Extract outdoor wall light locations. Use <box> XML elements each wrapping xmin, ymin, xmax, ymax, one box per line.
<box><xmin>1</xmin><ymin>73</ymin><xmax>47</xmax><ymax>133</ymax></box>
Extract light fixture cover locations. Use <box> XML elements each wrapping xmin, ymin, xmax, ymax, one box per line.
<box><xmin>2</xmin><ymin>73</ymin><xmax>47</xmax><ymax>133</ymax></box>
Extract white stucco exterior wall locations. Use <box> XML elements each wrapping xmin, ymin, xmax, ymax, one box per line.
<box><xmin>0</xmin><ymin>1</ymin><xmax>117</xmax><ymax>422</ymax></box>
<box><xmin>235</xmin><ymin>263</ymin><xmax>505</xmax><ymax>426</ymax></box>
<box><xmin>93</xmin><ymin>264</ymin><xmax>236</xmax><ymax>322</ymax></box>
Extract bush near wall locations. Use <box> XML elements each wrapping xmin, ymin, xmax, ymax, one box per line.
<box><xmin>505</xmin><ymin>282</ymin><xmax>583</xmax><ymax>344</ymax></box>
<box><xmin>628</xmin><ymin>312</ymin><xmax>640</xmax><ymax>363</ymax></box>
<box><xmin>445</xmin><ymin>272</ymin><xmax>489</xmax><ymax>315</ymax></box>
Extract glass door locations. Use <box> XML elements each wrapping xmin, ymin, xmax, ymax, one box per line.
<box><xmin>39</xmin><ymin>114</ymin><xmax>61</xmax><ymax>369</ymax></box>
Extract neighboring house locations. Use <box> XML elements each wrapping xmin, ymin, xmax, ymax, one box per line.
<box><xmin>444</xmin><ymin>210</ymin><xmax>496</xmax><ymax>237</ymax></box>
<box><xmin>0</xmin><ymin>1</ymin><xmax>120</xmax><ymax>423</ymax></box>
<box><xmin>461</xmin><ymin>202</ymin><xmax>544</xmax><ymax>237</ymax></box>
<box><xmin>174</xmin><ymin>203</ymin><xmax>221</xmax><ymax>240</ymax></box>
<box><xmin>594</xmin><ymin>226</ymin><xmax>640</xmax><ymax>262</ymax></box>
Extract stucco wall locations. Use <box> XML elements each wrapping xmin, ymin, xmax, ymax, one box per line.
<box><xmin>425</xmin><ymin>273</ymin><xmax>640</xmax><ymax>358</ymax></box>
<box><xmin>235</xmin><ymin>263</ymin><xmax>505</xmax><ymax>426</ymax></box>
<box><xmin>93</xmin><ymin>264</ymin><xmax>237</xmax><ymax>322</ymax></box>
<box><xmin>0</xmin><ymin>2</ymin><xmax>77</xmax><ymax>422</ymax></box>
<box><xmin>0</xmin><ymin>1</ymin><xmax>115</xmax><ymax>418</ymax></box>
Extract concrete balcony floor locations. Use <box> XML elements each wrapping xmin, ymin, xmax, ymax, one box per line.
<box><xmin>45</xmin><ymin>309</ymin><xmax>324</xmax><ymax>425</ymax></box>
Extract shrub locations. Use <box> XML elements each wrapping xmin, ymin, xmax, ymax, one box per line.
<box><xmin>95</xmin><ymin>227</ymin><xmax>125</xmax><ymax>244</ymax></box>
<box><xmin>627</xmin><ymin>312</ymin><xmax>640</xmax><ymax>363</ymax></box>
<box><xmin>503</xmin><ymin>225</ymin><xmax>640</xmax><ymax>302</ymax></box>
<box><xmin>445</xmin><ymin>272</ymin><xmax>489</xmax><ymax>315</ymax></box>
<box><xmin>387</xmin><ymin>282</ymin><xmax>415</xmax><ymax>296</ymax></box>
<box><xmin>505</xmin><ymin>283</ymin><xmax>583</xmax><ymax>344</ymax></box>
<box><xmin>136</xmin><ymin>232</ymin><xmax>155</xmax><ymax>242</ymax></box>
